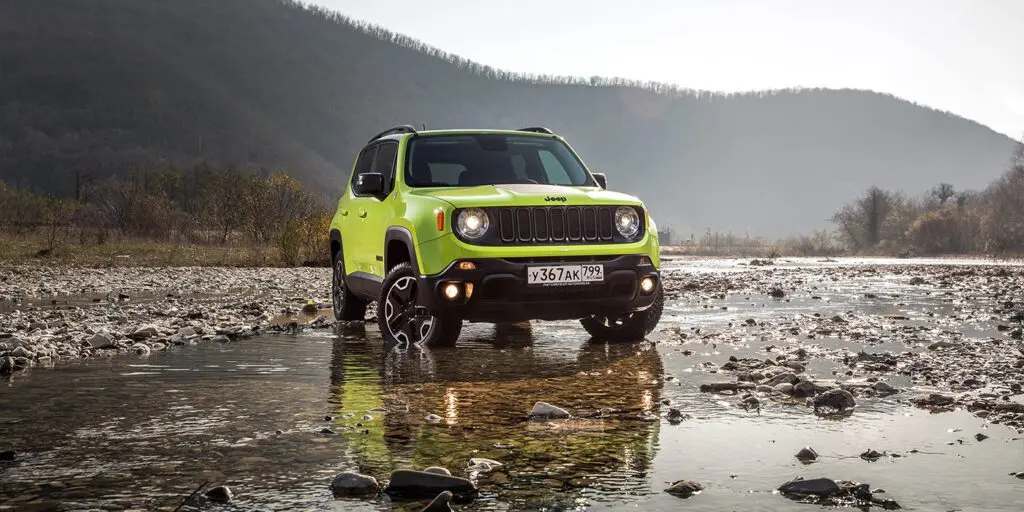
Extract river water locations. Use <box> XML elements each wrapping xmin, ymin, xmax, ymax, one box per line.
<box><xmin>2</xmin><ymin>258</ymin><xmax>1023</xmax><ymax>511</ymax></box>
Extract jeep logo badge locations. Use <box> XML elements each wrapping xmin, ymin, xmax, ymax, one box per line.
<box><xmin>544</xmin><ymin>196</ymin><xmax>567</xmax><ymax>202</ymax></box>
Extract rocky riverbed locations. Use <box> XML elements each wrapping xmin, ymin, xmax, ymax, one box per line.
<box><xmin>2</xmin><ymin>257</ymin><xmax>1024</xmax><ymax>510</ymax></box>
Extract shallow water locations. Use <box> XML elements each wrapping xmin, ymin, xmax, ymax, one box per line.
<box><xmin>2</xmin><ymin>258</ymin><xmax>1024</xmax><ymax>511</ymax></box>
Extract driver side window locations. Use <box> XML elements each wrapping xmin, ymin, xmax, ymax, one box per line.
<box><xmin>350</xmin><ymin>146</ymin><xmax>377</xmax><ymax>196</ymax></box>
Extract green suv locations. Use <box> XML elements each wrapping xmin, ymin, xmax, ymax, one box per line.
<box><xmin>329</xmin><ymin>126</ymin><xmax>663</xmax><ymax>346</ymax></box>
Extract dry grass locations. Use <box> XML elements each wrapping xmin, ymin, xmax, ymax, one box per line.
<box><xmin>0</xmin><ymin>234</ymin><xmax>326</xmax><ymax>268</ymax></box>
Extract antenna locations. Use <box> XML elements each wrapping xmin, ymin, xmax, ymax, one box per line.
<box><xmin>422</xmin><ymin>123</ymin><xmax>427</xmax><ymax>130</ymax></box>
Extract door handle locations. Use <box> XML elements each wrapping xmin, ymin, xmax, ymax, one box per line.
<box><xmin>358</xmin><ymin>209</ymin><xmax>367</xmax><ymax>218</ymax></box>
<box><xmin>340</xmin><ymin>209</ymin><xmax>349</xmax><ymax>216</ymax></box>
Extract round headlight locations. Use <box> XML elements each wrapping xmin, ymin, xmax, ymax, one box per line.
<box><xmin>457</xmin><ymin>208</ymin><xmax>490</xmax><ymax>239</ymax></box>
<box><xmin>615</xmin><ymin>206</ymin><xmax>640</xmax><ymax>239</ymax></box>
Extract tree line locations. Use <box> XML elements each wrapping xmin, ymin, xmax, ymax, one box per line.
<box><xmin>831</xmin><ymin>137</ymin><xmax>1024</xmax><ymax>255</ymax></box>
<box><xmin>0</xmin><ymin>167</ymin><xmax>331</xmax><ymax>266</ymax></box>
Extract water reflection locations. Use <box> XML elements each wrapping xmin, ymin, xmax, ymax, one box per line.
<box><xmin>326</xmin><ymin>327</ymin><xmax>665</xmax><ymax>508</ymax></box>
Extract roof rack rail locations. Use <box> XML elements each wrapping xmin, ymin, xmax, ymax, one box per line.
<box><xmin>368</xmin><ymin>125</ymin><xmax>417</xmax><ymax>143</ymax></box>
<box><xmin>518</xmin><ymin>126</ymin><xmax>555</xmax><ymax>135</ymax></box>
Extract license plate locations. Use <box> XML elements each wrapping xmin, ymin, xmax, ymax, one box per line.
<box><xmin>527</xmin><ymin>264</ymin><xmax>604</xmax><ymax>285</ymax></box>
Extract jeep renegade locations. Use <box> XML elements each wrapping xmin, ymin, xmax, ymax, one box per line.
<box><xmin>329</xmin><ymin>126</ymin><xmax>663</xmax><ymax>346</ymax></box>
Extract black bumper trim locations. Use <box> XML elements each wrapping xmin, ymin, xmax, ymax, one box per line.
<box><xmin>416</xmin><ymin>255</ymin><xmax>659</xmax><ymax>323</ymax></box>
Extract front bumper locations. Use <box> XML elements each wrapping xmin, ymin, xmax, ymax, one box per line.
<box><xmin>416</xmin><ymin>255</ymin><xmax>660</xmax><ymax>323</ymax></box>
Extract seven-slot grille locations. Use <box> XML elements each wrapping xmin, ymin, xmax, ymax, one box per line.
<box><xmin>497</xmin><ymin>206</ymin><xmax>617</xmax><ymax>244</ymax></box>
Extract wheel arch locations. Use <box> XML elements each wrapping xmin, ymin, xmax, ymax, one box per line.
<box><xmin>329</xmin><ymin>229</ymin><xmax>343</xmax><ymax>262</ymax></box>
<box><xmin>385</xmin><ymin>227</ymin><xmax>419</xmax><ymax>276</ymax></box>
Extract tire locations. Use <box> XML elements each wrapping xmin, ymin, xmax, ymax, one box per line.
<box><xmin>580</xmin><ymin>284</ymin><xmax>664</xmax><ymax>342</ymax></box>
<box><xmin>377</xmin><ymin>262</ymin><xmax>462</xmax><ymax>346</ymax></box>
<box><xmin>332</xmin><ymin>250</ymin><xmax>367</xmax><ymax>321</ymax></box>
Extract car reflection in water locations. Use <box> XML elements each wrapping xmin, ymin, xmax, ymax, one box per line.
<box><xmin>326</xmin><ymin>322</ymin><xmax>665</xmax><ymax>508</ymax></box>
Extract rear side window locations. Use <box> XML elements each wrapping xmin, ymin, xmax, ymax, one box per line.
<box><xmin>374</xmin><ymin>142</ymin><xmax>399</xmax><ymax>193</ymax></box>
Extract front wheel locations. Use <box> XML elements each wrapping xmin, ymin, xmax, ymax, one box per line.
<box><xmin>581</xmin><ymin>284</ymin><xmax>664</xmax><ymax>342</ymax></box>
<box><xmin>377</xmin><ymin>262</ymin><xmax>462</xmax><ymax>346</ymax></box>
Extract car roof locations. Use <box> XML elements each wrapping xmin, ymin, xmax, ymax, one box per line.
<box><xmin>372</xmin><ymin>128</ymin><xmax>560</xmax><ymax>143</ymax></box>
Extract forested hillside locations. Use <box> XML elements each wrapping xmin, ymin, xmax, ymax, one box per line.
<box><xmin>0</xmin><ymin>0</ymin><xmax>1017</xmax><ymax>236</ymax></box>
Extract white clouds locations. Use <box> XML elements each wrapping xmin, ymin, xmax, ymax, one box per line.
<box><xmin>313</xmin><ymin>0</ymin><xmax>1024</xmax><ymax>137</ymax></box>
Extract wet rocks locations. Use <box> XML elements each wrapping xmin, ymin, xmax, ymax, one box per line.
<box><xmin>664</xmin><ymin>479</ymin><xmax>704</xmax><ymax>498</ymax></box>
<box><xmin>927</xmin><ymin>341</ymin><xmax>958</xmax><ymax>350</ymax></box>
<box><xmin>424</xmin><ymin>467</ymin><xmax>451</xmax><ymax>476</ymax></box>
<box><xmin>765</xmin><ymin>372</ymin><xmax>798</xmax><ymax>387</ymax></box>
<box><xmin>768</xmin><ymin>288</ymin><xmax>786</xmax><ymax>299</ymax></box>
<box><xmin>330</xmin><ymin>471</ymin><xmax>380</xmax><ymax>497</ymax></box>
<box><xmin>467</xmin><ymin>458</ymin><xmax>502</xmax><ymax>472</ymax></box>
<box><xmin>425</xmin><ymin>413</ymin><xmax>442</xmax><ymax>423</ymax></box>
<box><xmin>911</xmin><ymin>393</ymin><xmax>956</xmax><ymax>409</ymax></box>
<box><xmin>699</xmin><ymin>381</ymin><xmax>754</xmax><ymax>393</ymax></box>
<box><xmin>384</xmin><ymin>470</ymin><xmax>477</xmax><ymax>499</ymax></box>
<box><xmin>778</xmin><ymin>477</ymin><xmax>842</xmax><ymax>499</ymax></box>
<box><xmin>666</xmin><ymin>408</ymin><xmax>689</xmax><ymax>423</ymax></box>
<box><xmin>812</xmin><ymin>389</ymin><xmax>856</xmax><ymax>415</ymax></box>
<box><xmin>975</xmin><ymin>433</ymin><xmax>989</xmax><ymax>442</ymax></box>
<box><xmin>795</xmin><ymin>447</ymin><xmax>818</xmax><ymax>463</ymax></box>
<box><xmin>420</xmin><ymin>491</ymin><xmax>454</xmax><ymax>512</ymax></box>
<box><xmin>0</xmin><ymin>450</ymin><xmax>16</xmax><ymax>461</ymax></box>
<box><xmin>529</xmin><ymin>401</ymin><xmax>571</xmax><ymax>419</ymax></box>
<box><xmin>0</xmin><ymin>356</ymin><xmax>14</xmax><ymax>375</ymax></box>
<box><xmin>130</xmin><ymin>343</ymin><xmax>151</xmax><ymax>356</ymax></box>
<box><xmin>860</xmin><ymin>449</ymin><xmax>885</xmax><ymax>462</ymax></box>
<box><xmin>204</xmin><ymin>485</ymin><xmax>233</xmax><ymax>504</ymax></box>
<box><xmin>777</xmin><ymin>477</ymin><xmax>897</xmax><ymax>508</ymax></box>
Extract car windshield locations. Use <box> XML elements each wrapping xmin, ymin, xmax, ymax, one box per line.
<box><xmin>405</xmin><ymin>134</ymin><xmax>595</xmax><ymax>187</ymax></box>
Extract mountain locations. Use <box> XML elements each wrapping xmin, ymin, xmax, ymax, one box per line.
<box><xmin>0</xmin><ymin>0</ymin><xmax>1017</xmax><ymax>237</ymax></box>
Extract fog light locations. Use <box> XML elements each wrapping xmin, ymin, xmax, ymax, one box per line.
<box><xmin>465</xmin><ymin>282</ymin><xmax>474</xmax><ymax>299</ymax></box>
<box><xmin>443</xmin><ymin>283</ymin><xmax>461</xmax><ymax>300</ymax></box>
<box><xmin>640</xmin><ymin>276</ymin><xmax>656</xmax><ymax>294</ymax></box>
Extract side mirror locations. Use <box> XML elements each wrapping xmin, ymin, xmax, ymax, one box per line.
<box><xmin>592</xmin><ymin>173</ymin><xmax>608</xmax><ymax>189</ymax></box>
<box><xmin>354</xmin><ymin>172</ymin><xmax>384</xmax><ymax>196</ymax></box>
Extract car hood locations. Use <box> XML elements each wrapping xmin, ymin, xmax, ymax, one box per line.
<box><xmin>407</xmin><ymin>184</ymin><xmax>643</xmax><ymax>208</ymax></box>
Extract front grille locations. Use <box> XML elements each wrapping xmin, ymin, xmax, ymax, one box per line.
<box><xmin>496</xmin><ymin>206</ymin><xmax>618</xmax><ymax>245</ymax></box>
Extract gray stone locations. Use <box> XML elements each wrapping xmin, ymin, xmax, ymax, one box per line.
<box><xmin>795</xmin><ymin>447</ymin><xmax>818</xmax><ymax>462</ymax></box>
<box><xmin>873</xmin><ymin>381</ymin><xmax>897</xmax><ymax>394</ymax></box>
<box><xmin>813</xmin><ymin>389</ymin><xmax>857</xmax><ymax>413</ymax></box>
<box><xmin>664</xmin><ymin>479</ymin><xmax>704</xmax><ymax>498</ymax></box>
<box><xmin>764</xmin><ymin>372</ymin><xmax>798</xmax><ymax>387</ymax></box>
<box><xmin>529</xmin><ymin>401</ymin><xmax>570</xmax><ymax>419</ymax></box>
<box><xmin>85</xmin><ymin>333</ymin><xmax>115</xmax><ymax>349</ymax></box>
<box><xmin>0</xmin><ymin>356</ymin><xmax>14</xmax><ymax>375</ymax></box>
<box><xmin>10</xmin><ymin>346</ymin><xmax>32</xmax><ymax>359</ymax></box>
<box><xmin>774</xmin><ymin>383</ymin><xmax>795</xmax><ymax>395</ymax></box>
<box><xmin>211</xmin><ymin>335</ymin><xmax>231</xmax><ymax>343</ymax></box>
<box><xmin>927</xmin><ymin>341</ymin><xmax>957</xmax><ymax>350</ymax></box>
<box><xmin>130</xmin><ymin>325</ymin><xmax>159</xmax><ymax>340</ymax></box>
<box><xmin>793</xmin><ymin>381</ymin><xmax>818</xmax><ymax>398</ymax></box>
<box><xmin>420</xmin><ymin>491</ymin><xmax>454</xmax><ymax>512</ymax></box>
<box><xmin>130</xmin><ymin>343</ymin><xmax>151</xmax><ymax>356</ymax></box>
<box><xmin>425</xmin><ymin>413</ymin><xmax>442</xmax><ymax>423</ymax></box>
<box><xmin>330</xmin><ymin>471</ymin><xmax>380</xmax><ymax>496</ymax></box>
<box><xmin>384</xmin><ymin>470</ymin><xmax>477</xmax><ymax>499</ymax></box>
<box><xmin>424</xmin><ymin>467</ymin><xmax>451</xmax><ymax>476</ymax></box>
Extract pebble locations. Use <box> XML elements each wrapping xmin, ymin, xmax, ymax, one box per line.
<box><xmin>795</xmin><ymin>447</ymin><xmax>818</xmax><ymax>462</ymax></box>
<box><xmin>204</xmin><ymin>485</ymin><xmax>233</xmax><ymax>504</ymax></box>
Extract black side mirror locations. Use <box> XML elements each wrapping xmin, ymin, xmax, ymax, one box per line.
<box><xmin>592</xmin><ymin>173</ymin><xmax>607</xmax><ymax>189</ymax></box>
<box><xmin>354</xmin><ymin>172</ymin><xmax>384</xmax><ymax>196</ymax></box>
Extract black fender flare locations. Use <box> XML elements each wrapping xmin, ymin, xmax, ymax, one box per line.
<box><xmin>384</xmin><ymin>227</ymin><xmax>419</xmax><ymax>276</ymax></box>
<box><xmin>329</xmin><ymin>229</ymin><xmax>343</xmax><ymax>262</ymax></box>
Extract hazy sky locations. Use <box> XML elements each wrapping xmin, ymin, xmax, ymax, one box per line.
<box><xmin>313</xmin><ymin>0</ymin><xmax>1024</xmax><ymax>138</ymax></box>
